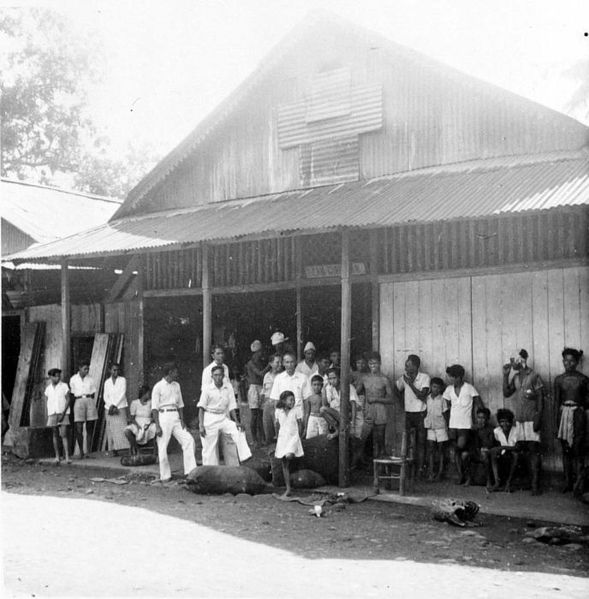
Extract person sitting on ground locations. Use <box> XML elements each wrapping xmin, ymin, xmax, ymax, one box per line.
<box><xmin>198</xmin><ymin>365</ymin><xmax>251</xmax><ymax>466</ymax></box>
<box><xmin>245</xmin><ymin>340</ymin><xmax>269</xmax><ymax>448</ymax></box>
<box><xmin>442</xmin><ymin>364</ymin><xmax>484</xmax><ymax>485</ymax></box>
<box><xmin>275</xmin><ymin>390</ymin><xmax>304</xmax><ymax>497</ymax></box>
<box><xmin>489</xmin><ymin>409</ymin><xmax>520</xmax><ymax>492</ymax></box>
<box><xmin>554</xmin><ymin>347</ymin><xmax>588</xmax><ymax>496</ymax></box>
<box><xmin>45</xmin><ymin>368</ymin><xmax>71</xmax><ymax>464</ymax></box>
<box><xmin>356</xmin><ymin>352</ymin><xmax>393</xmax><ymax>459</ymax></box>
<box><xmin>125</xmin><ymin>385</ymin><xmax>157</xmax><ymax>457</ymax></box>
<box><xmin>296</xmin><ymin>342</ymin><xmax>318</xmax><ymax>377</ymax></box>
<box><xmin>464</xmin><ymin>407</ymin><xmax>496</xmax><ymax>489</ymax></box>
<box><xmin>304</xmin><ymin>375</ymin><xmax>328</xmax><ymax>439</ymax></box>
<box><xmin>502</xmin><ymin>349</ymin><xmax>545</xmax><ymax>495</ymax></box>
<box><xmin>424</xmin><ymin>377</ymin><xmax>449</xmax><ymax>481</ymax></box>
<box><xmin>261</xmin><ymin>354</ymin><xmax>282</xmax><ymax>445</ymax></box>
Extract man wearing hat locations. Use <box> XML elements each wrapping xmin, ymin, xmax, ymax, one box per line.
<box><xmin>245</xmin><ymin>340</ymin><xmax>269</xmax><ymax>446</ymax></box>
<box><xmin>296</xmin><ymin>341</ymin><xmax>319</xmax><ymax>377</ymax></box>
<box><xmin>270</xmin><ymin>331</ymin><xmax>288</xmax><ymax>358</ymax></box>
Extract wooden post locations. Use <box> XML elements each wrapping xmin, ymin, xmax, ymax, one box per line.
<box><xmin>295</xmin><ymin>237</ymin><xmax>303</xmax><ymax>362</ymax></box>
<box><xmin>202</xmin><ymin>244</ymin><xmax>212</xmax><ymax>369</ymax></box>
<box><xmin>369</xmin><ymin>229</ymin><xmax>380</xmax><ymax>351</ymax></box>
<box><xmin>60</xmin><ymin>259</ymin><xmax>71</xmax><ymax>377</ymax></box>
<box><xmin>339</xmin><ymin>230</ymin><xmax>352</xmax><ymax>487</ymax></box>
<box><xmin>136</xmin><ymin>255</ymin><xmax>145</xmax><ymax>390</ymax></box>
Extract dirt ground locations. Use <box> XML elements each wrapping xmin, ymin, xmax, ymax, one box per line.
<box><xmin>2</xmin><ymin>455</ymin><xmax>588</xmax><ymax>586</ymax></box>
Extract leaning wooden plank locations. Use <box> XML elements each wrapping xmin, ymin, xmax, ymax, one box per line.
<box><xmin>22</xmin><ymin>323</ymin><xmax>46</xmax><ymax>427</ymax></box>
<box><xmin>8</xmin><ymin>323</ymin><xmax>40</xmax><ymax>429</ymax></box>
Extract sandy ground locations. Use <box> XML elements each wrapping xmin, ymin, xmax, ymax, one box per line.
<box><xmin>2</xmin><ymin>458</ymin><xmax>588</xmax><ymax>598</ymax></box>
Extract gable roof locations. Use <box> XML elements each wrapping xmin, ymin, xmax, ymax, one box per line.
<box><xmin>7</xmin><ymin>150</ymin><xmax>588</xmax><ymax>264</ymax></box>
<box><xmin>1</xmin><ymin>179</ymin><xmax>121</xmax><ymax>246</ymax></box>
<box><xmin>115</xmin><ymin>10</ymin><xmax>588</xmax><ymax>220</ymax></box>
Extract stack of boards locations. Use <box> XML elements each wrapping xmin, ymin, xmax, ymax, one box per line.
<box><xmin>88</xmin><ymin>333</ymin><xmax>124</xmax><ymax>452</ymax></box>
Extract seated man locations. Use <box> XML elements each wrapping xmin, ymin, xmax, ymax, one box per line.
<box><xmin>489</xmin><ymin>409</ymin><xmax>519</xmax><ymax>492</ymax></box>
<box><xmin>125</xmin><ymin>385</ymin><xmax>157</xmax><ymax>456</ymax></box>
<box><xmin>463</xmin><ymin>407</ymin><xmax>496</xmax><ymax>488</ymax></box>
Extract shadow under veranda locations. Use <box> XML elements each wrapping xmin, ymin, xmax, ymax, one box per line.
<box><xmin>2</xmin><ymin>456</ymin><xmax>588</xmax><ymax>577</ymax></box>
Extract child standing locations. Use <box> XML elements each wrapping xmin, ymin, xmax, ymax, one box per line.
<box><xmin>424</xmin><ymin>377</ymin><xmax>449</xmax><ymax>481</ymax></box>
<box><xmin>245</xmin><ymin>340</ymin><xmax>269</xmax><ymax>448</ymax></box>
<box><xmin>275</xmin><ymin>390</ymin><xmax>304</xmax><ymax>497</ymax></box>
<box><xmin>304</xmin><ymin>375</ymin><xmax>328</xmax><ymax>439</ymax></box>
<box><xmin>44</xmin><ymin>368</ymin><xmax>71</xmax><ymax>464</ymax></box>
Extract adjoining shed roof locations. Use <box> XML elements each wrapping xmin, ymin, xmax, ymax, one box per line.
<box><xmin>1</xmin><ymin>179</ymin><xmax>121</xmax><ymax>245</ymax></box>
<box><xmin>5</xmin><ymin>151</ymin><xmax>589</xmax><ymax>264</ymax></box>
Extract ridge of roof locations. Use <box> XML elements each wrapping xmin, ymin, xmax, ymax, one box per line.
<box><xmin>116</xmin><ymin>11</ymin><xmax>589</xmax><ymax>219</ymax></box>
<box><xmin>1</xmin><ymin>178</ymin><xmax>122</xmax><ymax>205</ymax></box>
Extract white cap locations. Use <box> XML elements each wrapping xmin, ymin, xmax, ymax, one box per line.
<box><xmin>304</xmin><ymin>341</ymin><xmax>316</xmax><ymax>353</ymax></box>
<box><xmin>271</xmin><ymin>331</ymin><xmax>288</xmax><ymax>346</ymax></box>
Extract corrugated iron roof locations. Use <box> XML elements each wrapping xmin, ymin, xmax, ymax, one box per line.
<box><xmin>1</xmin><ymin>179</ymin><xmax>121</xmax><ymax>244</ymax></box>
<box><xmin>5</xmin><ymin>152</ymin><xmax>589</xmax><ymax>264</ymax></box>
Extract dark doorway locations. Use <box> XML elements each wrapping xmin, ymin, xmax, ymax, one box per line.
<box><xmin>2</xmin><ymin>315</ymin><xmax>21</xmax><ymax>402</ymax></box>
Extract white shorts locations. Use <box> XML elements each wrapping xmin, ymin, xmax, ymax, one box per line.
<box><xmin>306</xmin><ymin>414</ymin><xmax>328</xmax><ymax>439</ymax></box>
<box><xmin>427</xmin><ymin>428</ymin><xmax>449</xmax><ymax>443</ymax></box>
<box><xmin>515</xmin><ymin>421</ymin><xmax>540</xmax><ymax>442</ymax></box>
<box><xmin>247</xmin><ymin>385</ymin><xmax>263</xmax><ymax>409</ymax></box>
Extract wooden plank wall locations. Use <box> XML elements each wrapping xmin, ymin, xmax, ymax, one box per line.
<box><xmin>379</xmin><ymin>265</ymin><xmax>589</xmax><ymax>470</ymax></box>
<box><xmin>104</xmin><ymin>301</ymin><xmax>142</xmax><ymax>401</ymax></box>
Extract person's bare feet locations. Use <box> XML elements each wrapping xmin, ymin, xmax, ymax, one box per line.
<box><xmin>281</xmin><ymin>489</ymin><xmax>292</xmax><ymax>498</ymax></box>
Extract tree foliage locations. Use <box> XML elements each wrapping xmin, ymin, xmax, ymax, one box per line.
<box><xmin>0</xmin><ymin>7</ymin><xmax>158</xmax><ymax>198</ymax></box>
<box><xmin>0</xmin><ymin>7</ymin><xmax>100</xmax><ymax>182</ymax></box>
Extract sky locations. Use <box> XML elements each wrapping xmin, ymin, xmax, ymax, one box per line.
<box><xmin>13</xmin><ymin>0</ymin><xmax>589</xmax><ymax>159</ymax></box>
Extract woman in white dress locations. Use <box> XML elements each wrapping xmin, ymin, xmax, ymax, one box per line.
<box><xmin>275</xmin><ymin>390</ymin><xmax>304</xmax><ymax>496</ymax></box>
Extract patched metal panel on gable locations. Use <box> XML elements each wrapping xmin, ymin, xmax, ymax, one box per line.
<box><xmin>299</xmin><ymin>137</ymin><xmax>359</xmax><ymax>186</ymax></box>
<box><xmin>305</xmin><ymin>67</ymin><xmax>351</xmax><ymax>122</ymax></box>
<box><xmin>278</xmin><ymin>83</ymin><xmax>383</xmax><ymax>148</ymax></box>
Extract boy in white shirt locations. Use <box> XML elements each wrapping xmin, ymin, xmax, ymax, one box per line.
<box><xmin>443</xmin><ymin>364</ymin><xmax>484</xmax><ymax>485</ymax></box>
<box><xmin>489</xmin><ymin>408</ymin><xmax>520</xmax><ymax>493</ymax></box>
<box><xmin>44</xmin><ymin>368</ymin><xmax>71</xmax><ymax>464</ymax></box>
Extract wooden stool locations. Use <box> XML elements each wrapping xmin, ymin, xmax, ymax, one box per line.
<box><xmin>373</xmin><ymin>432</ymin><xmax>415</xmax><ymax>496</ymax></box>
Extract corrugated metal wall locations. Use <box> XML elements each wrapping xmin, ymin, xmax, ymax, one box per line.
<box><xmin>136</xmin><ymin>29</ymin><xmax>588</xmax><ymax>215</ymax></box>
<box><xmin>379</xmin><ymin>265</ymin><xmax>589</xmax><ymax>471</ymax></box>
<box><xmin>2</xmin><ymin>220</ymin><xmax>35</xmax><ymax>256</ymax></box>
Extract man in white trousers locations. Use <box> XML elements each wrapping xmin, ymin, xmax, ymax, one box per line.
<box><xmin>151</xmin><ymin>363</ymin><xmax>196</xmax><ymax>482</ymax></box>
<box><xmin>198</xmin><ymin>365</ymin><xmax>252</xmax><ymax>465</ymax></box>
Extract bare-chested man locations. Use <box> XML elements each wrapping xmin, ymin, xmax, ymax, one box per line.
<box><xmin>554</xmin><ymin>347</ymin><xmax>589</xmax><ymax>495</ymax></box>
<box><xmin>356</xmin><ymin>352</ymin><xmax>393</xmax><ymax>459</ymax></box>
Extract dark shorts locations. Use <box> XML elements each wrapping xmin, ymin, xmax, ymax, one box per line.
<box><xmin>449</xmin><ymin>428</ymin><xmax>472</xmax><ymax>447</ymax></box>
<box><xmin>404</xmin><ymin>411</ymin><xmax>426</xmax><ymax>432</ymax></box>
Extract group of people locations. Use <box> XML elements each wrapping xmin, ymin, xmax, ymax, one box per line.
<box><xmin>43</xmin><ymin>330</ymin><xmax>588</xmax><ymax>495</ymax></box>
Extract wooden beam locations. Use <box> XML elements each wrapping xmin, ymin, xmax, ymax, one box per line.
<box><xmin>106</xmin><ymin>255</ymin><xmax>140</xmax><ymax>303</ymax></box>
<box><xmin>136</xmin><ymin>255</ymin><xmax>145</xmax><ymax>388</ymax></box>
<box><xmin>295</xmin><ymin>237</ymin><xmax>303</xmax><ymax>362</ymax></box>
<box><xmin>339</xmin><ymin>230</ymin><xmax>352</xmax><ymax>488</ymax></box>
<box><xmin>61</xmin><ymin>259</ymin><xmax>71</xmax><ymax>376</ymax></box>
<box><xmin>369</xmin><ymin>230</ymin><xmax>380</xmax><ymax>351</ymax></box>
<box><xmin>202</xmin><ymin>244</ymin><xmax>212</xmax><ymax>370</ymax></box>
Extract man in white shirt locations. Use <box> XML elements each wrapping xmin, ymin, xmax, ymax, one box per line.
<box><xmin>201</xmin><ymin>345</ymin><xmax>230</xmax><ymax>391</ymax></box>
<box><xmin>45</xmin><ymin>368</ymin><xmax>71</xmax><ymax>464</ymax></box>
<box><xmin>151</xmin><ymin>363</ymin><xmax>197</xmax><ymax>482</ymax></box>
<box><xmin>103</xmin><ymin>363</ymin><xmax>130</xmax><ymax>456</ymax></box>
<box><xmin>198</xmin><ymin>365</ymin><xmax>251</xmax><ymax>465</ymax></box>
<box><xmin>69</xmin><ymin>362</ymin><xmax>97</xmax><ymax>459</ymax></box>
<box><xmin>270</xmin><ymin>353</ymin><xmax>310</xmax><ymax>419</ymax></box>
<box><xmin>396</xmin><ymin>354</ymin><xmax>430</xmax><ymax>476</ymax></box>
<box><xmin>296</xmin><ymin>342</ymin><xmax>318</xmax><ymax>377</ymax></box>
